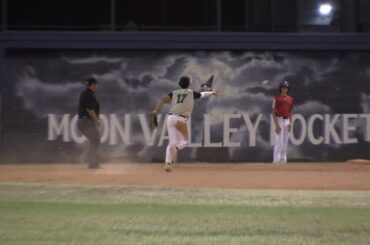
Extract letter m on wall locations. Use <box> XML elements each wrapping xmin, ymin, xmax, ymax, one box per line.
<box><xmin>48</xmin><ymin>114</ymin><xmax>70</xmax><ymax>141</ymax></box>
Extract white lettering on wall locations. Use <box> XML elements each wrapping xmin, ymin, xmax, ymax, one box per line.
<box><xmin>359</xmin><ymin>114</ymin><xmax>370</xmax><ymax>141</ymax></box>
<box><xmin>223</xmin><ymin>114</ymin><xmax>240</xmax><ymax>147</ymax></box>
<box><xmin>290</xmin><ymin>114</ymin><xmax>306</xmax><ymax>146</ymax></box>
<box><xmin>242</xmin><ymin>114</ymin><xmax>262</xmax><ymax>147</ymax></box>
<box><xmin>157</xmin><ymin>114</ymin><xmax>169</xmax><ymax>147</ymax></box>
<box><xmin>138</xmin><ymin>113</ymin><xmax>157</xmax><ymax>146</ymax></box>
<box><xmin>342</xmin><ymin>114</ymin><xmax>358</xmax><ymax>144</ymax></box>
<box><xmin>70</xmin><ymin>115</ymin><xmax>85</xmax><ymax>143</ymax></box>
<box><xmin>100</xmin><ymin>114</ymin><xmax>109</xmax><ymax>143</ymax></box>
<box><xmin>47</xmin><ymin>113</ymin><xmax>370</xmax><ymax>147</ymax></box>
<box><xmin>188</xmin><ymin>119</ymin><xmax>202</xmax><ymax>147</ymax></box>
<box><xmin>324</xmin><ymin>114</ymin><xmax>341</xmax><ymax>144</ymax></box>
<box><xmin>109</xmin><ymin>114</ymin><xmax>131</xmax><ymax>145</ymax></box>
<box><xmin>204</xmin><ymin>114</ymin><xmax>222</xmax><ymax>147</ymax></box>
<box><xmin>48</xmin><ymin>114</ymin><xmax>71</xmax><ymax>142</ymax></box>
<box><xmin>307</xmin><ymin>114</ymin><xmax>324</xmax><ymax>145</ymax></box>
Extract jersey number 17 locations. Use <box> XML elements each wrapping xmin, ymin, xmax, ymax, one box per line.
<box><xmin>176</xmin><ymin>94</ymin><xmax>187</xmax><ymax>103</ymax></box>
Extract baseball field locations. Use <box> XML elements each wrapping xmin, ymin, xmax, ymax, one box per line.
<box><xmin>1</xmin><ymin>161</ymin><xmax>370</xmax><ymax>244</ymax></box>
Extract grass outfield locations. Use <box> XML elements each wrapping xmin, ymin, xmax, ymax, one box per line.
<box><xmin>0</xmin><ymin>183</ymin><xmax>370</xmax><ymax>245</ymax></box>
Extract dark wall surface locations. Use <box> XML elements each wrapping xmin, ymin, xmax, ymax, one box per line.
<box><xmin>2</xmin><ymin>48</ymin><xmax>370</xmax><ymax>163</ymax></box>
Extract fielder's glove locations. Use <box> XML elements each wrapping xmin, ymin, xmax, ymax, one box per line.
<box><xmin>200</xmin><ymin>75</ymin><xmax>214</xmax><ymax>92</ymax></box>
<box><xmin>149</xmin><ymin>111</ymin><xmax>158</xmax><ymax>129</ymax></box>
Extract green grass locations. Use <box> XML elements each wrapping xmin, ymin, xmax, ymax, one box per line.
<box><xmin>0</xmin><ymin>183</ymin><xmax>370</xmax><ymax>245</ymax></box>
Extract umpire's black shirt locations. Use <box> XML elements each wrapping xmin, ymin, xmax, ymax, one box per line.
<box><xmin>78</xmin><ymin>88</ymin><xmax>100</xmax><ymax>119</ymax></box>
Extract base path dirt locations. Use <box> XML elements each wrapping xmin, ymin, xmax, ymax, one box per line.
<box><xmin>1</xmin><ymin>162</ymin><xmax>370</xmax><ymax>190</ymax></box>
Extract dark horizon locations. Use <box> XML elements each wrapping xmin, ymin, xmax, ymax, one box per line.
<box><xmin>1</xmin><ymin>0</ymin><xmax>369</xmax><ymax>33</ymax></box>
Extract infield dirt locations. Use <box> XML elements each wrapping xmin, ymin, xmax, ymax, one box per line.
<box><xmin>1</xmin><ymin>162</ymin><xmax>369</xmax><ymax>190</ymax></box>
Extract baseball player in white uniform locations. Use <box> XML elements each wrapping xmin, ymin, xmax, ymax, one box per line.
<box><xmin>272</xmin><ymin>81</ymin><xmax>294</xmax><ymax>164</ymax></box>
<box><xmin>153</xmin><ymin>76</ymin><xmax>217</xmax><ymax>172</ymax></box>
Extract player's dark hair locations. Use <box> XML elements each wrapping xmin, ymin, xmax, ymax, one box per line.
<box><xmin>178</xmin><ymin>76</ymin><xmax>190</xmax><ymax>88</ymax></box>
<box><xmin>86</xmin><ymin>77</ymin><xmax>98</xmax><ymax>86</ymax></box>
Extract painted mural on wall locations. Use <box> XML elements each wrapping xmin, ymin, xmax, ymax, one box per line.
<box><xmin>3</xmin><ymin>50</ymin><xmax>370</xmax><ymax>163</ymax></box>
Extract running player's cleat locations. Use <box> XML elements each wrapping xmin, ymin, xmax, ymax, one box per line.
<box><xmin>164</xmin><ymin>162</ymin><xmax>172</xmax><ymax>172</ymax></box>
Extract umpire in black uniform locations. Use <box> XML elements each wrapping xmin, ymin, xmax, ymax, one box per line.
<box><xmin>77</xmin><ymin>77</ymin><xmax>101</xmax><ymax>169</ymax></box>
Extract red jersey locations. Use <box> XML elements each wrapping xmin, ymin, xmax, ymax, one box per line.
<box><xmin>273</xmin><ymin>95</ymin><xmax>293</xmax><ymax>117</ymax></box>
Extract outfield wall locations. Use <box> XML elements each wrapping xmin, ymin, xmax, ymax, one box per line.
<box><xmin>0</xmin><ymin>32</ymin><xmax>370</xmax><ymax>163</ymax></box>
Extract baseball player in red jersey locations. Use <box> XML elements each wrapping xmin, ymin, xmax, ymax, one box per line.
<box><xmin>153</xmin><ymin>76</ymin><xmax>217</xmax><ymax>172</ymax></box>
<box><xmin>272</xmin><ymin>81</ymin><xmax>294</xmax><ymax>164</ymax></box>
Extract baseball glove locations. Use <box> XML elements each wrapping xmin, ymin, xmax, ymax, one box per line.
<box><xmin>200</xmin><ymin>75</ymin><xmax>214</xmax><ymax>92</ymax></box>
<box><xmin>149</xmin><ymin>111</ymin><xmax>158</xmax><ymax>129</ymax></box>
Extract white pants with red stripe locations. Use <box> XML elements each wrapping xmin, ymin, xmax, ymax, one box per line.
<box><xmin>273</xmin><ymin>117</ymin><xmax>290</xmax><ymax>164</ymax></box>
<box><xmin>165</xmin><ymin>115</ymin><xmax>188</xmax><ymax>163</ymax></box>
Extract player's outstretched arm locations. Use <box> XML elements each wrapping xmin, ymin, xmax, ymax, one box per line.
<box><xmin>200</xmin><ymin>91</ymin><xmax>217</xmax><ymax>99</ymax></box>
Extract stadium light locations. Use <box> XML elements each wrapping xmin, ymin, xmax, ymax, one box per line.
<box><xmin>318</xmin><ymin>3</ymin><xmax>333</xmax><ymax>16</ymax></box>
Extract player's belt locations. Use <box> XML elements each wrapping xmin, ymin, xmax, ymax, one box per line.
<box><xmin>278</xmin><ymin>116</ymin><xmax>288</xmax><ymax>119</ymax></box>
<box><xmin>168</xmin><ymin>113</ymin><xmax>187</xmax><ymax>118</ymax></box>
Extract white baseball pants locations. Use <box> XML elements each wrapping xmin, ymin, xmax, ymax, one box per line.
<box><xmin>165</xmin><ymin>115</ymin><xmax>188</xmax><ymax>163</ymax></box>
<box><xmin>273</xmin><ymin>117</ymin><xmax>290</xmax><ymax>164</ymax></box>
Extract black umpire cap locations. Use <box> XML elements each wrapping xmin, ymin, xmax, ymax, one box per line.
<box><xmin>86</xmin><ymin>77</ymin><xmax>98</xmax><ymax>86</ymax></box>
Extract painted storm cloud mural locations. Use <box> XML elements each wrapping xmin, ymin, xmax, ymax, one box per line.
<box><xmin>3</xmin><ymin>50</ymin><xmax>370</xmax><ymax>163</ymax></box>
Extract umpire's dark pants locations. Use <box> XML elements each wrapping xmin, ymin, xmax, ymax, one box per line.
<box><xmin>77</xmin><ymin>118</ymin><xmax>101</xmax><ymax>167</ymax></box>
